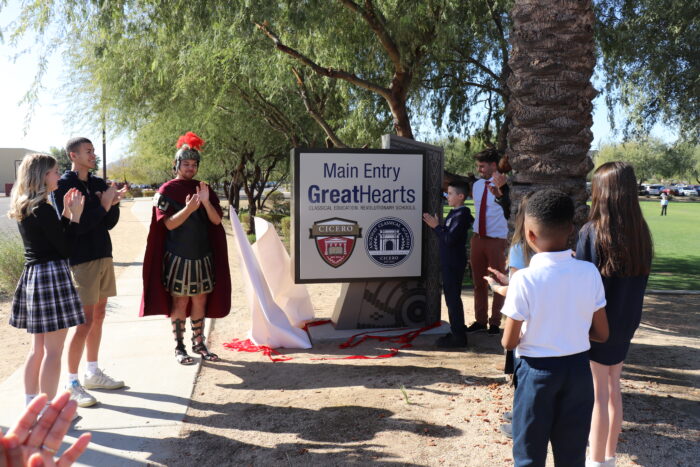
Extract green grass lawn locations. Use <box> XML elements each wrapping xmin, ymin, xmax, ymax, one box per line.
<box><xmin>443</xmin><ymin>199</ymin><xmax>700</xmax><ymax>290</ymax></box>
<box><xmin>639</xmin><ymin>199</ymin><xmax>700</xmax><ymax>290</ymax></box>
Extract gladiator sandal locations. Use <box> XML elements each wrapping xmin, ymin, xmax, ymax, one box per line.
<box><xmin>172</xmin><ymin>318</ymin><xmax>195</xmax><ymax>365</ymax></box>
<box><xmin>191</xmin><ymin>318</ymin><xmax>220</xmax><ymax>362</ymax></box>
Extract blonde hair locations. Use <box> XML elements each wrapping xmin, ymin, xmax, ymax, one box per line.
<box><xmin>509</xmin><ymin>191</ymin><xmax>535</xmax><ymax>268</ymax></box>
<box><xmin>7</xmin><ymin>154</ymin><xmax>58</xmax><ymax>221</ymax></box>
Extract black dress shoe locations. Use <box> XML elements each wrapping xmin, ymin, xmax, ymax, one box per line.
<box><xmin>488</xmin><ymin>325</ymin><xmax>501</xmax><ymax>335</ymax></box>
<box><xmin>435</xmin><ymin>333</ymin><xmax>468</xmax><ymax>348</ymax></box>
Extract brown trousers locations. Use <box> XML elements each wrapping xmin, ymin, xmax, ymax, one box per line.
<box><xmin>470</xmin><ymin>234</ymin><xmax>507</xmax><ymax>327</ymax></box>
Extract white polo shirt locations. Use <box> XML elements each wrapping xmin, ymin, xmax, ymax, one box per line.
<box><xmin>500</xmin><ymin>250</ymin><xmax>606</xmax><ymax>358</ymax></box>
<box><xmin>472</xmin><ymin>177</ymin><xmax>508</xmax><ymax>239</ymax></box>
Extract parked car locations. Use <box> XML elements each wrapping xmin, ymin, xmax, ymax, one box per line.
<box><xmin>646</xmin><ymin>184</ymin><xmax>664</xmax><ymax>195</ymax></box>
<box><xmin>680</xmin><ymin>186</ymin><xmax>699</xmax><ymax>196</ymax></box>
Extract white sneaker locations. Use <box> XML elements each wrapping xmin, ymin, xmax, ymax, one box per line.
<box><xmin>67</xmin><ymin>380</ymin><xmax>97</xmax><ymax>407</ymax></box>
<box><xmin>83</xmin><ymin>368</ymin><xmax>125</xmax><ymax>390</ymax></box>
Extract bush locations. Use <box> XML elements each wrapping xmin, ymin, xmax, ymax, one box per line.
<box><xmin>128</xmin><ymin>187</ymin><xmax>143</xmax><ymax>198</ymax></box>
<box><xmin>247</xmin><ymin>233</ymin><xmax>256</xmax><ymax>244</ymax></box>
<box><xmin>143</xmin><ymin>189</ymin><xmax>156</xmax><ymax>198</ymax></box>
<box><xmin>0</xmin><ymin>234</ymin><xmax>25</xmax><ymax>295</ymax></box>
<box><xmin>281</xmin><ymin>216</ymin><xmax>291</xmax><ymax>239</ymax></box>
<box><xmin>257</xmin><ymin>212</ymin><xmax>273</xmax><ymax>223</ymax></box>
<box><xmin>267</xmin><ymin>191</ymin><xmax>286</xmax><ymax>204</ymax></box>
<box><xmin>239</xmin><ymin>211</ymin><xmax>250</xmax><ymax>227</ymax></box>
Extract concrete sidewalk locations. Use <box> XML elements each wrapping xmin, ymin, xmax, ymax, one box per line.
<box><xmin>0</xmin><ymin>199</ymin><xmax>202</xmax><ymax>466</ymax></box>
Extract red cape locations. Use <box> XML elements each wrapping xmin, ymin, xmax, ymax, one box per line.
<box><xmin>139</xmin><ymin>179</ymin><xmax>231</xmax><ymax>318</ymax></box>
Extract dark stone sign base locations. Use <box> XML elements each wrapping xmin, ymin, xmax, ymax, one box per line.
<box><xmin>331</xmin><ymin>135</ymin><xmax>444</xmax><ymax>329</ymax></box>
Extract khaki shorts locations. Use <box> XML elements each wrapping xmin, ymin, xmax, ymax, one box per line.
<box><xmin>71</xmin><ymin>258</ymin><xmax>117</xmax><ymax>306</ymax></box>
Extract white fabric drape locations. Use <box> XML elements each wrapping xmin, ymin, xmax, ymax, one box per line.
<box><xmin>230</xmin><ymin>208</ymin><xmax>312</xmax><ymax>349</ymax></box>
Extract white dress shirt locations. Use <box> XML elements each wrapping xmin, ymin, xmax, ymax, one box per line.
<box><xmin>500</xmin><ymin>250</ymin><xmax>606</xmax><ymax>358</ymax></box>
<box><xmin>472</xmin><ymin>177</ymin><xmax>508</xmax><ymax>239</ymax></box>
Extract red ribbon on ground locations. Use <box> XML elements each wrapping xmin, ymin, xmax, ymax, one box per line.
<box><xmin>222</xmin><ymin>321</ymin><xmax>441</xmax><ymax>363</ymax></box>
<box><xmin>222</xmin><ymin>338</ymin><xmax>293</xmax><ymax>362</ymax></box>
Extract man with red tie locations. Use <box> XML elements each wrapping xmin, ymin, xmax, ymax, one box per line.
<box><xmin>467</xmin><ymin>148</ymin><xmax>510</xmax><ymax>335</ymax></box>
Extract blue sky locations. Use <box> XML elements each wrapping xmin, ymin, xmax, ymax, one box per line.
<box><xmin>1</xmin><ymin>0</ymin><xmax>677</xmax><ymax>162</ymax></box>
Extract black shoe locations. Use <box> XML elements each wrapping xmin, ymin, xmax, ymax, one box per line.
<box><xmin>500</xmin><ymin>423</ymin><xmax>512</xmax><ymax>439</ymax></box>
<box><xmin>488</xmin><ymin>325</ymin><xmax>501</xmax><ymax>335</ymax></box>
<box><xmin>465</xmin><ymin>322</ymin><xmax>487</xmax><ymax>333</ymax></box>
<box><xmin>435</xmin><ymin>333</ymin><xmax>468</xmax><ymax>348</ymax></box>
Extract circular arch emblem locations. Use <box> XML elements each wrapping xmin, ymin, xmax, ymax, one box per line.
<box><xmin>365</xmin><ymin>217</ymin><xmax>414</xmax><ymax>267</ymax></box>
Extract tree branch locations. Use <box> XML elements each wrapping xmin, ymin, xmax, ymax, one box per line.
<box><xmin>292</xmin><ymin>67</ymin><xmax>348</xmax><ymax>148</ymax></box>
<box><xmin>455</xmin><ymin>51</ymin><xmax>502</xmax><ymax>83</ymax></box>
<box><xmin>255</xmin><ymin>21</ymin><xmax>391</xmax><ymax>100</ymax></box>
<box><xmin>338</xmin><ymin>0</ymin><xmax>402</xmax><ymax>72</ymax></box>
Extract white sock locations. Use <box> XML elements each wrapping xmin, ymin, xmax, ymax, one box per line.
<box><xmin>68</xmin><ymin>373</ymin><xmax>79</xmax><ymax>384</ymax></box>
<box><xmin>605</xmin><ymin>457</ymin><xmax>616</xmax><ymax>466</ymax></box>
<box><xmin>25</xmin><ymin>394</ymin><xmax>38</xmax><ymax>406</ymax></box>
<box><xmin>86</xmin><ymin>361</ymin><xmax>99</xmax><ymax>375</ymax></box>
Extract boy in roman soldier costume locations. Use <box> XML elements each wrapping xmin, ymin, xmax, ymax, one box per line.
<box><xmin>140</xmin><ymin>132</ymin><xmax>231</xmax><ymax>364</ymax></box>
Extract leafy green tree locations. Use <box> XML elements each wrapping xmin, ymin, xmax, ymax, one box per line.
<box><xmin>594</xmin><ymin>140</ymin><xmax>665</xmax><ymax>184</ymax></box>
<box><xmin>596</xmin><ymin>0</ymin><xmax>699</xmax><ymax>141</ymax></box>
<box><xmin>49</xmin><ymin>147</ymin><xmax>72</xmax><ymax>173</ymax></box>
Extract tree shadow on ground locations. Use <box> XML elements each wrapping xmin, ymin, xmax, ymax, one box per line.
<box><xmin>206</xmin><ymin>358</ymin><xmax>484</xmax><ymax>394</ymax></box>
<box><xmin>616</xmin><ymin>391</ymin><xmax>700</xmax><ymax>466</ymax></box>
<box><xmin>185</xmin><ymin>401</ymin><xmax>462</xmax><ymax>443</ymax></box>
<box><xmin>648</xmin><ymin>255</ymin><xmax>700</xmax><ymax>290</ymax></box>
<box><xmin>640</xmin><ymin>293</ymin><xmax>700</xmax><ymax>337</ymax></box>
<box><xmin>153</xmin><ymin>431</ymin><xmax>424</xmax><ymax>467</ymax></box>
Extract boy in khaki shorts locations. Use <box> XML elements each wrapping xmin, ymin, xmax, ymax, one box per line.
<box><xmin>55</xmin><ymin>137</ymin><xmax>128</xmax><ymax>407</ymax></box>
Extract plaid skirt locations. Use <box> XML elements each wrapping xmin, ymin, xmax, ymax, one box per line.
<box><xmin>10</xmin><ymin>260</ymin><xmax>85</xmax><ymax>334</ymax></box>
<box><xmin>162</xmin><ymin>251</ymin><xmax>215</xmax><ymax>296</ymax></box>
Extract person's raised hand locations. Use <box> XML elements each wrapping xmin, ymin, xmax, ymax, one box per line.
<box><xmin>489</xmin><ymin>172</ymin><xmax>507</xmax><ymax>197</ymax></box>
<box><xmin>196</xmin><ymin>182</ymin><xmax>210</xmax><ymax>204</ymax></box>
<box><xmin>67</xmin><ymin>191</ymin><xmax>85</xmax><ymax>223</ymax></box>
<box><xmin>112</xmin><ymin>185</ymin><xmax>129</xmax><ymax>206</ymax></box>
<box><xmin>1</xmin><ymin>392</ymin><xmax>91</xmax><ymax>467</ymax></box>
<box><xmin>185</xmin><ymin>193</ymin><xmax>201</xmax><ymax>212</ymax></box>
<box><xmin>99</xmin><ymin>185</ymin><xmax>117</xmax><ymax>210</ymax></box>
<box><xmin>61</xmin><ymin>189</ymin><xmax>78</xmax><ymax>220</ymax></box>
<box><xmin>422</xmin><ymin>213</ymin><xmax>439</xmax><ymax>229</ymax></box>
<box><xmin>486</xmin><ymin>266</ymin><xmax>509</xmax><ymax>286</ymax></box>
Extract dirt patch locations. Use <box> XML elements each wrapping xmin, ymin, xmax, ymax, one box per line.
<box><xmin>0</xmin><ymin>202</ymin><xmax>148</xmax><ymax>382</ymax></box>
<box><xmin>155</xmin><ymin>235</ymin><xmax>699</xmax><ymax>466</ymax></box>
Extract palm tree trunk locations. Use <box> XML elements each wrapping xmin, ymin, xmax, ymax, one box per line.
<box><xmin>506</xmin><ymin>0</ymin><xmax>598</xmax><ymax>236</ymax></box>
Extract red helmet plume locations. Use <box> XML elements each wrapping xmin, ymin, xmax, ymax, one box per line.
<box><xmin>176</xmin><ymin>132</ymin><xmax>205</xmax><ymax>151</ymax></box>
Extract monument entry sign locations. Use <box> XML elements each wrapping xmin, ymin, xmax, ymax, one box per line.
<box><xmin>293</xmin><ymin>149</ymin><xmax>424</xmax><ymax>284</ymax></box>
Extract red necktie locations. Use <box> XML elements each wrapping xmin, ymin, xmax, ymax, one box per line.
<box><xmin>479</xmin><ymin>180</ymin><xmax>490</xmax><ymax>236</ymax></box>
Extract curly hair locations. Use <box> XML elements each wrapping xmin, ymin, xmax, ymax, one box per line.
<box><xmin>525</xmin><ymin>189</ymin><xmax>574</xmax><ymax>234</ymax></box>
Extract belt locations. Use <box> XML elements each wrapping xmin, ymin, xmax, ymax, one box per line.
<box><xmin>473</xmin><ymin>232</ymin><xmax>506</xmax><ymax>240</ymax></box>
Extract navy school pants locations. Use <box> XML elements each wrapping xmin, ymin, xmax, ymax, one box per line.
<box><xmin>442</xmin><ymin>263</ymin><xmax>466</xmax><ymax>338</ymax></box>
<box><xmin>512</xmin><ymin>351</ymin><xmax>593</xmax><ymax>467</ymax></box>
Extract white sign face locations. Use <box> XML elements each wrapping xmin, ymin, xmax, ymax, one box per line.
<box><xmin>293</xmin><ymin>149</ymin><xmax>423</xmax><ymax>283</ymax></box>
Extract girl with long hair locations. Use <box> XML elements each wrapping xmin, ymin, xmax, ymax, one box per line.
<box><xmin>8</xmin><ymin>153</ymin><xmax>86</xmax><ymax>406</ymax></box>
<box><xmin>577</xmin><ymin>162</ymin><xmax>653</xmax><ymax>467</ymax></box>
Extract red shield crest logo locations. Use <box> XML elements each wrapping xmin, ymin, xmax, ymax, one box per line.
<box><xmin>309</xmin><ymin>218</ymin><xmax>362</xmax><ymax>268</ymax></box>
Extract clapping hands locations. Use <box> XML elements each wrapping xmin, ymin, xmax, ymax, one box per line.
<box><xmin>0</xmin><ymin>392</ymin><xmax>91</xmax><ymax>467</ymax></box>
<box><xmin>61</xmin><ymin>189</ymin><xmax>84</xmax><ymax>223</ymax></box>
<box><xmin>185</xmin><ymin>192</ymin><xmax>201</xmax><ymax>213</ymax></box>
<box><xmin>195</xmin><ymin>182</ymin><xmax>209</xmax><ymax>204</ymax></box>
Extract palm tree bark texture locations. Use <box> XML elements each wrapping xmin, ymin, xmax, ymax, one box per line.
<box><xmin>506</xmin><ymin>0</ymin><xmax>597</xmax><ymax>238</ymax></box>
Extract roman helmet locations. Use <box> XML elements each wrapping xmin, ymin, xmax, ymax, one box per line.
<box><xmin>174</xmin><ymin>131</ymin><xmax>205</xmax><ymax>172</ymax></box>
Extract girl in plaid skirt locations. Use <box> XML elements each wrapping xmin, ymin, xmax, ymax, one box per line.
<box><xmin>7</xmin><ymin>154</ymin><xmax>86</xmax><ymax>406</ymax></box>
